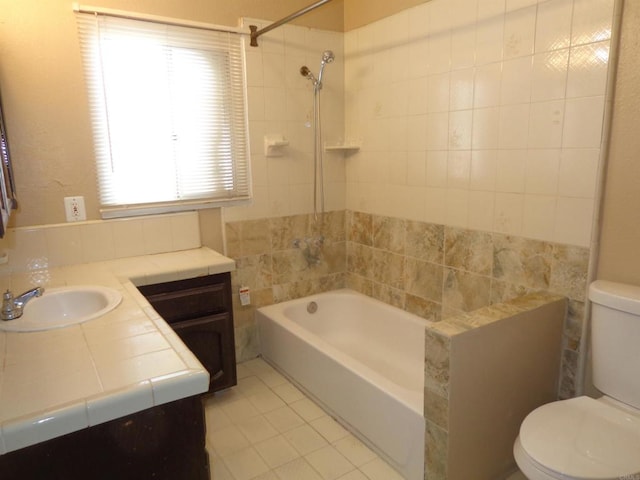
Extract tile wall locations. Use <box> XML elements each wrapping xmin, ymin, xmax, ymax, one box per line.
<box><xmin>225</xmin><ymin>0</ymin><xmax>617</xmax><ymax>398</ymax></box>
<box><xmin>226</xmin><ymin>209</ymin><xmax>587</xmax><ymax>397</ymax></box>
<box><xmin>224</xmin><ymin>19</ymin><xmax>346</xmax><ymax>223</ymax></box>
<box><xmin>345</xmin><ymin>210</ymin><xmax>588</xmax><ymax>398</ymax></box>
<box><xmin>0</xmin><ymin>212</ymin><xmax>201</xmax><ymax>274</ymax></box>
<box><xmin>344</xmin><ymin>0</ymin><xmax>615</xmax><ymax>248</ymax></box>
<box><xmin>225</xmin><ymin>212</ymin><xmax>346</xmax><ymax>362</ymax></box>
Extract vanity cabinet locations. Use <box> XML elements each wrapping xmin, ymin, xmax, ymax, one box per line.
<box><xmin>0</xmin><ymin>395</ymin><xmax>209</xmax><ymax>480</ymax></box>
<box><xmin>138</xmin><ymin>272</ymin><xmax>237</xmax><ymax>393</ymax></box>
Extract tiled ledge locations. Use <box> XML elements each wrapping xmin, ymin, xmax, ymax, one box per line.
<box><xmin>423</xmin><ymin>292</ymin><xmax>567</xmax><ymax>479</ymax></box>
<box><xmin>0</xmin><ymin>247</ymin><xmax>234</xmax><ymax>455</ymax></box>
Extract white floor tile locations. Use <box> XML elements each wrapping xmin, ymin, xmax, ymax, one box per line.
<box><xmin>359</xmin><ymin>458</ymin><xmax>404</xmax><ymax>480</ymax></box>
<box><xmin>264</xmin><ymin>405</ymin><xmax>307</xmax><ymax>432</ymax></box>
<box><xmin>209</xmin><ymin>424</ymin><xmax>250</xmax><ymax>457</ymax></box>
<box><xmin>309</xmin><ymin>416</ymin><xmax>350</xmax><ymax>443</ymax></box>
<box><xmin>211</xmin><ymin>455</ymin><xmax>234</xmax><ymax>480</ymax></box>
<box><xmin>207</xmin><ymin>387</ymin><xmax>244</xmax><ymax>406</ymax></box>
<box><xmin>237</xmin><ymin>375</ymin><xmax>271</xmax><ymax>396</ymax></box>
<box><xmin>222</xmin><ymin>397</ymin><xmax>261</xmax><ymax>423</ymax></box>
<box><xmin>274</xmin><ymin>457</ymin><xmax>324</xmax><ymax>480</ymax></box>
<box><xmin>223</xmin><ymin>446</ymin><xmax>271</xmax><ymax>480</ymax></box>
<box><xmin>244</xmin><ymin>357</ymin><xmax>275</xmax><ymax>375</ymax></box>
<box><xmin>283</xmin><ymin>424</ymin><xmax>329</xmax><ymax>455</ymax></box>
<box><xmin>290</xmin><ymin>398</ymin><xmax>327</xmax><ymax>422</ymax></box>
<box><xmin>204</xmin><ymin>404</ymin><xmax>232</xmax><ymax>432</ymax></box>
<box><xmin>272</xmin><ymin>382</ymin><xmax>306</xmax><ymax>404</ymax></box>
<box><xmin>205</xmin><ymin>358</ymin><xmax>408</xmax><ymax>480</ymax></box>
<box><xmin>305</xmin><ymin>445</ymin><xmax>356</xmax><ymax>480</ymax></box>
<box><xmin>255</xmin><ymin>434</ymin><xmax>301</xmax><ymax>468</ymax></box>
<box><xmin>332</xmin><ymin>435</ymin><xmax>378</xmax><ymax>467</ymax></box>
<box><xmin>235</xmin><ymin>415</ymin><xmax>279</xmax><ymax>444</ymax></box>
<box><xmin>236</xmin><ymin>362</ymin><xmax>253</xmax><ymax>379</ymax></box>
<box><xmin>251</xmin><ymin>472</ymin><xmax>280</xmax><ymax>480</ymax></box>
<box><xmin>248</xmin><ymin>389</ymin><xmax>287</xmax><ymax>413</ymax></box>
<box><xmin>336</xmin><ymin>471</ymin><xmax>368</xmax><ymax>480</ymax></box>
<box><xmin>260</xmin><ymin>370</ymin><xmax>289</xmax><ymax>388</ymax></box>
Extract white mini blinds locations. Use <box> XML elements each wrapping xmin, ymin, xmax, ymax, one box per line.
<box><xmin>76</xmin><ymin>11</ymin><xmax>251</xmax><ymax>218</ymax></box>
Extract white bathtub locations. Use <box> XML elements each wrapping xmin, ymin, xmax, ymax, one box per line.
<box><xmin>256</xmin><ymin>289</ymin><xmax>429</xmax><ymax>480</ymax></box>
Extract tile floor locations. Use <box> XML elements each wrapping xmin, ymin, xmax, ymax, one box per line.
<box><xmin>204</xmin><ymin>357</ymin><xmax>404</xmax><ymax>480</ymax></box>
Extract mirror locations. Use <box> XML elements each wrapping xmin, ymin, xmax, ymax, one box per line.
<box><xmin>0</xmin><ymin>87</ymin><xmax>18</xmax><ymax>238</ymax></box>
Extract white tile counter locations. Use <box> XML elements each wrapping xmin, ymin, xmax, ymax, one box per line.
<box><xmin>0</xmin><ymin>247</ymin><xmax>235</xmax><ymax>455</ymax></box>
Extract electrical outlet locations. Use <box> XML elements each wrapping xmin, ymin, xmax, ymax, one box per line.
<box><xmin>64</xmin><ymin>196</ymin><xmax>86</xmax><ymax>222</ymax></box>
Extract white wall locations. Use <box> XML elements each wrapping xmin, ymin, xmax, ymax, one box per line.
<box><xmin>344</xmin><ymin>0</ymin><xmax>615</xmax><ymax>248</ymax></box>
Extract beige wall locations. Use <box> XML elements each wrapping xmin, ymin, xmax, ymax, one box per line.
<box><xmin>597</xmin><ymin>0</ymin><xmax>640</xmax><ymax>285</ymax></box>
<box><xmin>0</xmin><ymin>0</ymin><xmax>343</xmax><ymax>228</ymax></box>
<box><xmin>344</xmin><ymin>0</ymin><xmax>426</xmax><ymax>30</ymax></box>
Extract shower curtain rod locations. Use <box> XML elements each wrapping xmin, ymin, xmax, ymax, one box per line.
<box><xmin>249</xmin><ymin>0</ymin><xmax>333</xmax><ymax>47</ymax></box>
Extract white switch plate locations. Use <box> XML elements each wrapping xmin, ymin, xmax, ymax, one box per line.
<box><xmin>64</xmin><ymin>196</ymin><xmax>86</xmax><ymax>222</ymax></box>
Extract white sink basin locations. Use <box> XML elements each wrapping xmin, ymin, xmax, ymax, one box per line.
<box><xmin>0</xmin><ymin>286</ymin><xmax>122</xmax><ymax>332</ymax></box>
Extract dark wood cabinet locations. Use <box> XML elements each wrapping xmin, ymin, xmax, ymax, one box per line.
<box><xmin>138</xmin><ymin>272</ymin><xmax>237</xmax><ymax>393</ymax></box>
<box><xmin>0</xmin><ymin>396</ymin><xmax>209</xmax><ymax>480</ymax></box>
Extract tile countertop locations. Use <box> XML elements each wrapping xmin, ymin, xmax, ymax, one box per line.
<box><xmin>0</xmin><ymin>247</ymin><xmax>235</xmax><ymax>455</ymax></box>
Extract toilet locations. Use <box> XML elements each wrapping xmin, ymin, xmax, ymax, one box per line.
<box><xmin>514</xmin><ymin>280</ymin><xmax>640</xmax><ymax>480</ymax></box>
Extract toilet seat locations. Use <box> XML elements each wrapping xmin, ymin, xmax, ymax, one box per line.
<box><xmin>517</xmin><ymin>396</ymin><xmax>640</xmax><ymax>479</ymax></box>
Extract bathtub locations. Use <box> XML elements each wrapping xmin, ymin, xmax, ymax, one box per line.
<box><xmin>256</xmin><ymin>289</ymin><xmax>429</xmax><ymax>480</ymax></box>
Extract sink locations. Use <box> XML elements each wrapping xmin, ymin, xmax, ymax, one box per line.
<box><xmin>0</xmin><ymin>286</ymin><xmax>122</xmax><ymax>332</ymax></box>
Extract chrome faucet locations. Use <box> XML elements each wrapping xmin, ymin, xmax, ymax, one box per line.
<box><xmin>1</xmin><ymin>287</ymin><xmax>44</xmax><ymax>321</ymax></box>
<box><xmin>293</xmin><ymin>235</ymin><xmax>325</xmax><ymax>267</ymax></box>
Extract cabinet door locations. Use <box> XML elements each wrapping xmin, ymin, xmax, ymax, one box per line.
<box><xmin>172</xmin><ymin>313</ymin><xmax>237</xmax><ymax>393</ymax></box>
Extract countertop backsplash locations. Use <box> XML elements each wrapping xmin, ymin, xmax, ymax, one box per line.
<box><xmin>0</xmin><ymin>212</ymin><xmax>201</xmax><ymax>277</ymax></box>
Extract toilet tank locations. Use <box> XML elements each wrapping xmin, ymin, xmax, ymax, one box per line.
<box><xmin>589</xmin><ymin>280</ymin><xmax>640</xmax><ymax>409</ymax></box>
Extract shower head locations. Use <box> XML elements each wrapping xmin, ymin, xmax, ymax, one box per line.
<box><xmin>317</xmin><ymin>50</ymin><xmax>335</xmax><ymax>89</ymax></box>
<box><xmin>300</xmin><ymin>51</ymin><xmax>335</xmax><ymax>91</ymax></box>
<box><xmin>300</xmin><ymin>65</ymin><xmax>317</xmax><ymax>83</ymax></box>
<box><xmin>321</xmin><ymin>50</ymin><xmax>335</xmax><ymax>65</ymax></box>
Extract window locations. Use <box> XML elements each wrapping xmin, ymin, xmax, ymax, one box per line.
<box><xmin>76</xmin><ymin>11</ymin><xmax>251</xmax><ymax>218</ymax></box>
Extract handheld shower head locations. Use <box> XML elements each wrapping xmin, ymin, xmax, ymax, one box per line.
<box><xmin>321</xmin><ymin>50</ymin><xmax>335</xmax><ymax>64</ymax></box>
<box><xmin>300</xmin><ymin>65</ymin><xmax>317</xmax><ymax>83</ymax></box>
<box><xmin>300</xmin><ymin>50</ymin><xmax>336</xmax><ymax>91</ymax></box>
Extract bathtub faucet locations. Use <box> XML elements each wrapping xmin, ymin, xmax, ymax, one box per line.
<box><xmin>293</xmin><ymin>235</ymin><xmax>324</xmax><ymax>267</ymax></box>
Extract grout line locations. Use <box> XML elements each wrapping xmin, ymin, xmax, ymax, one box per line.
<box><xmin>204</xmin><ymin>358</ymin><xmax>405</xmax><ymax>480</ymax></box>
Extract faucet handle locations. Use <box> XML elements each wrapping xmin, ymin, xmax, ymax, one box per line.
<box><xmin>2</xmin><ymin>290</ymin><xmax>15</xmax><ymax>320</ymax></box>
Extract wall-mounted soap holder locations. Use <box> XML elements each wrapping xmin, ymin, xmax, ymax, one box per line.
<box><xmin>323</xmin><ymin>142</ymin><xmax>360</xmax><ymax>155</ymax></box>
<box><xmin>264</xmin><ymin>134</ymin><xmax>289</xmax><ymax>157</ymax></box>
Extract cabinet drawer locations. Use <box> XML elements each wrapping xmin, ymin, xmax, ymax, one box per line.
<box><xmin>138</xmin><ymin>273</ymin><xmax>231</xmax><ymax>324</ymax></box>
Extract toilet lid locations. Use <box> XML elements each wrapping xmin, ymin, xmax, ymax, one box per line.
<box><xmin>519</xmin><ymin>396</ymin><xmax>640</xmax><ymax>479</ymax></box>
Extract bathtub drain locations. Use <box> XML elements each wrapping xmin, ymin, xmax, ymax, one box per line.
<box><xmin>307</xmin><ymin>301</ymin><xmax>318</xmax><ymax>314</ymax></box>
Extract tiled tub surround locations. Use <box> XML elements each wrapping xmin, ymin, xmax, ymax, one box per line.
<box><xmin>225</xmin><ymin>211</ymin><xmax>347</xmax><ymax>362</ymax></box>
<box><xmin>0</xmin><ymin>244</ymin><xmax>235</xmax><ymax>454</ymax></box>
<box><xmin>225</xmin><ymin>210</ymin><xmax>586</xmax><ymax>397</ymax></box>
<box><xmin>422</xmin><ymin>293</ymin><xmax>567</xmax><ymax>480</ymax></box>
<box><xmin>346</xmin><ymin>210</ymin><xmax>587</xmax><ymax>399</ymax></box>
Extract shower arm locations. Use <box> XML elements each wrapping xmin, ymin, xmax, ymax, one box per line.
<box><xmin>249</xmin><ymin>0</ymin><xmax>333</xmax><ymax>47</ymax></box>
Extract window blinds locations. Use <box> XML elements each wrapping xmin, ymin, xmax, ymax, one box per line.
<box><xmin>75</xmin><ymin>12</ymin><xmax>251</xmax><ymax>217</ymax></box>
